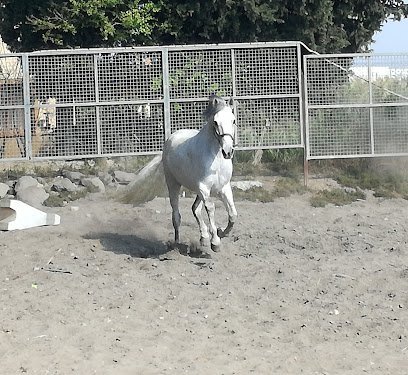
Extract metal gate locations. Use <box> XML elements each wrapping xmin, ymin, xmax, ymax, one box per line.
<box><xmin>304</xmin><ymin>53</ymin><xmax>408</xmax><ymax>160</ymax></box>
<box><xmin>0</xmin><ymin>42</ymin><xmax>304</xmax><ymax>161</ymax></box>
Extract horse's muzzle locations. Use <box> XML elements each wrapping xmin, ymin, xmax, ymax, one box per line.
<box><xmin>222</xmin><ymin>149</ymin><xmax>234</xmax><ymax>159</ymax></box>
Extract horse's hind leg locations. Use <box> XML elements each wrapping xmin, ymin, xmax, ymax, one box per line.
<box><xmin>192</xmin><ymin>195</ymin><xmax>210</xmax><ymax>247</ymax></box>
<box><xmin>218</xmin><ymin>183</ymin><xmax>237</xmax><ymax>238</ymax></box>
<box><xmin>167</xmin><ymin>181</ymin><xmax>182</xmax><ymax>243</ymax></box>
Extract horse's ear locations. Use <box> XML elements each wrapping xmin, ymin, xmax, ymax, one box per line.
<box><xmin>209</xmin><ymin>94</ymin><xmax>223</xmax><ymax>108</ymax></box>
<box><xmin>228</xmin><ymin>97</ymin><xmax>234</xmax><ymax>108</ymax></box>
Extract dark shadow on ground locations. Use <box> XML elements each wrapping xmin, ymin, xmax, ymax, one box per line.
<box><xmin>84</xmin><ymin>232</ymin><xmax>168</xmax><ymax>258</ymax></box>
<box><xmin>83</xmin><ymin>232</ymin><xmax>212</xmax><ymax>259</ymax></box>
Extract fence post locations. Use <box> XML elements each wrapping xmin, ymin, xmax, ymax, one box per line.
<box><xmin>162</xmin><ymin>48</ymin><xmax>171</xmax><ymax>140</ymax></box>
<box><xmin>368</xmin><ymin>55</ymin><xmax>375</xmax><ymax>156</ymax></box>
<box><xmin>22</xmin><ymin>54</ymin><xmax>32</xmax><ymax>160</ymax></box>
<box><xmin>93</xmin><ymin>54</ymin><xmax>102</xmax><ymax>156</ymax></box>
<box><xmin>300</xmin><ymin>49</ymin><xmax>309</xmax><ymax>186</ymax></box>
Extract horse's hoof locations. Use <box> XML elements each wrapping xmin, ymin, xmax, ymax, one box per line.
<box><xmin>167</xmin><ymin>241</ymin><xmax>176</xmax><ymax>250</ymax></box>
<box><xmin>217</xmin><ymin>228</ymin><xmax>224</xmax><ymax>238</ymax></box>
<box><xmin>200</xmin><ymin>237</ymin><xmax>210</xmax><ymax>247</ymax></box>
<box><xmin>211</xmin><ymin>243</ymin><xmax>221</xmax><ymax>252</ymax></box>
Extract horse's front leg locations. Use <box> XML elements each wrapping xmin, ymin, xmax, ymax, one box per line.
<box><xmin>201</xmin><ymin>191</ymin><xmax>221</xmax><ymax>252</ymax></box>
<box><xmin>192</xmin><ymin>195</ymin><xmax>210</xmax><ymax>247</ymax></box>
<box><xmin>218</xmin><ymin>183</ymin><xmax>237</xmax><ymax>238</ymax></box>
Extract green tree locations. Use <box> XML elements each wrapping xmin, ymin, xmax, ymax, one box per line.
<box><xmin>0</xmin><ymin>0</ymin><xmax>160</xmax><ymax>51</ymax></box>
<box><xmin>0</xmin><ymin>0</ymin><xmax>407</xmax><ymax>53</ymax></box>
<box><xmin>156</xmin><ymin>0</ymin><xmax>408</xmax><ymax>53</ymax></box>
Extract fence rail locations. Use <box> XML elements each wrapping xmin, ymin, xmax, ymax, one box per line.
<box><xmin>0</xmin><ymin>42</ymin><xmax>304</xmax><ymax>161</ymax></box>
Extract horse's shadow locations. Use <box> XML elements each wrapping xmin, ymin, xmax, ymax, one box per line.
<box><xmin>83</xmin><ymin>232</ymin><xmax>211</xmax><ymax>259</ymax></box>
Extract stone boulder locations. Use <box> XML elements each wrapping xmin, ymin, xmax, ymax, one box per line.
<box><xmin>0</xmin><ymin>182</ymin><xmax>9</xmax><ymax>198</ymax></box>
<box><xmin>62</xmin><ymin>170</ymin><xmax>85</xmax><ymax>183</ymax></box>
<box><xmin>81</xmin><ymin>177</ymin><xmax>105</xmax><ymax>193</ymax></box>
<box><xmin>51</xmin><ymin>177</ymin><xmax>78</xmax><ymax>192</ymax></box>
<box><xmin>16</xmin><ymin>185</ymin><xmax>49</xmax><ymax>207</ymax></box>
<box><xmin>15</xmin><ymin>175</ymin><xmax>42</xmax><ymax>192</ymax></box>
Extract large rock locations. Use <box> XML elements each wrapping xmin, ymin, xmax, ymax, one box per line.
<box><xmin>81</xmin><ymin>177</ymin><xmax>105</xmax><ymax>193</ymax></box>
<box><xmin>15</xmin><ymin>176</ymin><xmax>42</xmax><ymax>193</ymax></box>
<box><xmin>16</xmin><ymin>185</ymin><xmax>49</xmax><ymax>207</ymax></box>
<box><xmin>98</xmin><ymin>171</ymin><xmax>113</xmax><ymax>185</ymax></box>
<box><xmin>0</xmin><ymin>182</ymin><xmax>9</xmax><ymax>198</ymax></box>
<box><xmin>62</xmin><ymin>170</ymin><xmax>85</xmax><ymax>183</ymax></box>
<box><xmin>51</xmin><ymin>177</ymin><xmax>78</xmax><ymax>192</ymax></box>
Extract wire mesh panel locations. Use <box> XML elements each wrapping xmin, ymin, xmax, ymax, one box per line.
<box><xmin>99</xmin><ymin>103</ymin><xmax>164</xmax><ymax>155</ymax></box>
<box><xmin>308</xmin><ymin>108</ymin><xmax>371</xmax><ymax>158</ymax></box>
<box><xmin>29</xmin><ymin>54</ymin><xmax>96</xmax><ymax>104</ymax></box>
<box><xmin>168</xmin><ymin>49</ymin><xmax>233</xmax><ymax>99</ymax></box>
<box><xmin>31</xmin><ymin>106</ymin><xmax>98</xmax><ymax>158</ymax></box>
<box><xmin>373</xmin><ymin>106</ymin><xmax>408</xmax><ymax>154</ymax></box>
<box><xmin>0</xmin><ymin>55</ymin><xmax>25</xmax><ymax>160</ymax></box>
<box><xmin>305</xmin><ymin>53</ymin><xmax>408</xmax><ymax>159</ymax></box>
<box><xmin>170</xmin><ymin>101</ymin><xmax>208</xmax><ymax>133</ymax></box>
<box><xmin>97</xmin><ymin>51</ymin><xmax>163</xmax><ymax>102</ymax></box>
<box><xmin>306</xmin><ymin>55</ymin><xmax>370</xmax><ymax>106</ymax></box>
<box><xmin>0</xmin><ymin>108</ymin><xmax>25</xmax><ymax>159</ymax></box>
<box><xmin>0</xmin><ymin>57</ymin><xmax>23</xmax><ymax>106</ymax></box>
<box><xmin>237</xmin><ymin>98</ymin><xmax>301</xmax><ymax>149</ymax></box>
<box><xmin>234</xmin><ymin>47</ymin><xmax>299</xmax><ymax>96</ymax></box>
<box><xmin>370</xmin><ymin>55</ymin><xmax>408</xmax><ymax>104</ymax></box>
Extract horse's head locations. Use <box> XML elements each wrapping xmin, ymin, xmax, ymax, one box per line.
<box><xmin>206</xmin><ymin>95</ymin><xmax>236</xmax><ymax>159</ymax></box>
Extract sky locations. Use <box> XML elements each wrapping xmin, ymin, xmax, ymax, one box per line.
<box><xmin>370</xmin><ymin>1</ymin><xmax>408</xmax><ymax>53</ymax></box>
<box><xmin>371</xmin><ymin>18</ymin><xmax>408</xmax><ymax>53</ymax></box>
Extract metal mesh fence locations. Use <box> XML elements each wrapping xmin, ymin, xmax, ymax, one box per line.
<box><xmin>0</xmin><ymin>43</ymin><xmax>303</xmax><ymax>161</ymax></box>
<box><xmin>97</xmin><ymin>51</ymin><xmax>163</xmax><ymax>102</ymax></box>
<box><xmin>0</xmin><ymin>55</ymin><xmax>25</xmax><ymax>159</ymax></box>
<box><xmin>373</xmin><ymin>106</ymin><xmax>408</xmax><ymax>154</ymax></box>
<box><xmin>307</xmin><ymin>108</ymin><xmax>371</xmax><ymax>158</ymax></box>
<box><xmin>31</xmin><ymin>106</ymin><xmax>98</xmax><ymax>158</ymax></box>
<box><xmin>170</xmin><ymin>101</ymin><xmax>208</xmax><ymax>133</ymax></box>
<box><xmin>234</xmin><ymin>47</ymin><xmax>299</xmax><ymax>96</ymax></box>
<box><xmin>168</xmin><ymin>49</ymin><xmax>233</xmax><ymax>99</ymax></box>
<box><xmin>237</xmin><ymin>98</ymin><xmax>301</xmax><ymax>149</ymax></box>
<box><xmin>2</xmin><ymin>45</ymin><xmax>408</xmax><ymax>163</ymax></box>
<box><xmin>305</xmin><ymin>53</ymin><xmax>408</xmax><ymax>160</ymax></box>
<box><xmin>306</xmin><ymin>56</ymin><xmax>370</xmax><ymax>106</ymax></box>
<box><xmin>29</xmin><ymin>54</ymin><xmax>96</xmax><ymax>104</ymax></box>
<box><xmin>0</xmin><ymin>108</ymin><xmax>25</xmax><ymax>159</ymax></box>
<box><xmin>100</xmin><ymin>103</ymin><xmax>164</xmax><ymax>155</ymax></box>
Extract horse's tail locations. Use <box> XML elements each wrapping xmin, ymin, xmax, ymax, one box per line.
<box><xmin>119</xmin><ymin>155</ymin><xmax>166</xmax><ymax>205</ymax></box>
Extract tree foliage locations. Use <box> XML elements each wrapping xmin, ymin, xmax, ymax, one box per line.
<box><xmin>0</xmin><ymin>0</ymin><xmax>407</xmax><ymax>53</ymax></box>
<box><xmin>156</xmin><ymin>0</ymin><xmax>408</xmax><ymax>53</ymax></box>
<box><xmin>0</xmin><ymin>0</ymin><xmax>160</xmax><ymax>51</ymax></box>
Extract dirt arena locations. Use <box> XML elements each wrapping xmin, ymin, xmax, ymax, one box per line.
<box><xmin>1</xmin><ymin>186</ymin><xmax>407</xmax><ymax>374</ymax></box>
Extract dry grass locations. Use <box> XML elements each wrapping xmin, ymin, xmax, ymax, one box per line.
<box><xmin>309</xmin><ymin>188</ymin><xmax>366</xmax><ymax>207</ymax></box>
<box><xmin>233</xmin><ymin>177</ymin><xmax>306</xmax><ymax>203</ymax></box>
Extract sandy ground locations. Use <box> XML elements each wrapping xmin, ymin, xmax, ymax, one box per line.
<box><xmin>1</xmin><ymin>185</ymin><xmax>408</xmax><ymax>375</ymax></box>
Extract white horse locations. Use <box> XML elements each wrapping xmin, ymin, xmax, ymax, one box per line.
<box><xmin>163</xmin><ymin>95</ymin><xmax>238</xmax><ymax>252</ymax></box>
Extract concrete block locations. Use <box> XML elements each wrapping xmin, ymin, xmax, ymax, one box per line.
<box><xmin>0</xmin><ymin>199</ymin><xmax>60</xmax><ymax>231</ymax></box>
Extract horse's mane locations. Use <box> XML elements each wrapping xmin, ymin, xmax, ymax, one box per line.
<box><xmin>203</xmin><ymin>95</ymin><xmax>227</xmax><ymax>121</ymax></box>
